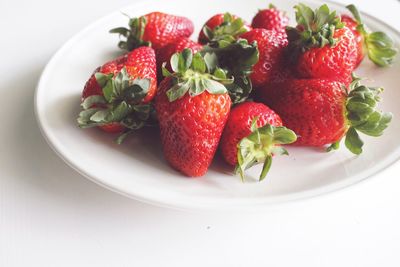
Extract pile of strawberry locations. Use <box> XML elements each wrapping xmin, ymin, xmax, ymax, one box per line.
<box><xmin>78</xmin><ymin>3</ymin><xmax>397</xmax><ymax>180</ymax></box>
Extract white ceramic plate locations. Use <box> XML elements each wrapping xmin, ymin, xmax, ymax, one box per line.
<box><xmin>35</xmin><ymin>0</ymin><xmax>400</xmax><ymax>210</ymax></box>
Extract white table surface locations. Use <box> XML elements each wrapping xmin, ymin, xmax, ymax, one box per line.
<box><xmin>1</xmin><ymin>0</ymin><xmax>400</xmax><ymax>266</ymax></box>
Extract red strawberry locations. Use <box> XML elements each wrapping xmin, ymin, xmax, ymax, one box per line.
<box><xmin>240</xmin><ymin>29</ymin><xmax>288</xmax><ymax>88</ymax></box>
<box><xmin>251</xmin><ymin>4</ymin><xmax>289</xmax><ymax>33</ymax></box>
<box><xmin>156</xmin><ymin>37</ymin><xmax>203</xmax><ymax>74</ymax></box>
<box><xmin>268</xmin><ymin>66</ymin><xmax>295</xmax><ymax>84</ymax></box>
<box><xmin>341</xmin><ymin>15</ymin><xmax>364</xmax><ymax>68</ymax></box>
<box><xmin>198</xmin><ymin>13</ymin><xmax>252</xmax><ymax>46</ymax></box>
<box><xmin>342</xmin><ymin>4</ymin><xmax>397</xmax><ymax>67</ymax></box>
<box><xmin>155</xmin><ymin>49</ymin><xmax>232</xmax><ymax>177</ymax></box>
<box><xmin>110</xmin><ymin>12</ymin><xmax>194</xmax><ymax>50</ymax></box>
<box><xmin>257</xmin><ymin>78</ymin><xmax>392</xmax><ymax>154</ymax></box>
<box><xmin>97</xmin><ymin>123</ymin><xmax>125</xmax><ymax>133</ymax></box>
<box><xmin>220</xmin><ymin>102</ymin><xmax>296</xmax><ymax>180</ymax></box>
<box><xmin>286</xmin><ymin>4</ymin><xmax>358</xmax><ymax>80</ymax></box>
<box><xmin>78</xmin><ymin>47</ymin><xmax>157</xmax><ymax>139</ymax></box>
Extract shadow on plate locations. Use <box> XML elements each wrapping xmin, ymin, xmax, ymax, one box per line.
<box><xmin>60</xmin><ymin>93</ymin><xmax>187</xmax><ymax>178</ymax></box>
<box><xmin>57</xmin><ymin>92</ymin><xmax>365</xmax><ymax>191</ymax></box>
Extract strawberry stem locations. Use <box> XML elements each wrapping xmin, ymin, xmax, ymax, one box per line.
<box><xmin>346</xmin><ymin>4</ymin><xmax>398</xmax><ymax>67</ymax></box>
<box><xmin>110</xmin><ymin>16</ymin><xmax>151</xmax><ymax>51</ymax></box>
<box><xmin>202</xmin><ymin>13</ymin><xmax>250</xmax><ymax>48</ymax></box>
<box><xmin>201</xmin><ymin>39</ymin><xmax>259</xmax><ymax>104</ymax></box>
<box><xmin>77</xmin><ymin>67</ymin><xmax>156</xmax><ymax>141</ymax></box>
<box><xmin>287</xmin><ymin>3</ymin><xmax>344</xmax><ymax>50</ymax></box>
<box><xmin>164</xmin><ymin>49</ymin><xmax>233</xmax><ymax>102</ymax></box>
<box><xmin>260</xmin><ymin>155</ymin><xmax>273</xmax><ymax>181</ymax></box>
<box><xmin>343</xmin><ymin>78</ymin><xmax>392</xmax><ymax>154</ymax></box>
<box><xmin>326</xmin><ymin>140</ymin><xmax>340</xmax><ymax>152</ymax></box>
<box><xmin>236</xmin><ymin>119</ymin><xmax>297</xmax><ymax>181</ymax></box>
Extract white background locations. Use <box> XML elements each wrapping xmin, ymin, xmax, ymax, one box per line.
<box><xmin>1</xmin><ymin>0</ymin><xmax>400</xmax><ymax>266</ymax></box>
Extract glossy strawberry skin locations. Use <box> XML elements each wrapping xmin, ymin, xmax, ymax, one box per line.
<box><xmin>251</xmin><ymin>7</ymin><xmax>289</xmax><ymax>33</ymax></box>
<box><xmin>341</xmin><ymin>15</ymin><xmax>365</xmax><ymax>68</ymax></box>
<box><xmin>198</xmin><ymin>13</ymin><xmax>252</xmax><ymax>44</ymax></box>
<box><xmin>240</xmin><ymin>29</ymin><xmax>288</xmax><ymax>88</ymax></box>
<box><xmin>155</xmin><ymin>77</ymin><xmax>232</xmax><ymax>177</ymax></box>
<box><xmin>257</xmin><ymin>79</ymin><xmax>348</xmax><ymax>146</ymax></box>
<box><xmin>82</xmin><ymin>47</ymin><xmax>157</xmax><ymax>133</ymax></box>
<box><xmin>156</xmin><ymin>37</ymin><xmax>203</xmax><ymax>73</ymax></box>
<box><xmin>220</xmin><ymin>102</ymin><xmax>283</xmax><ymax>166</ymax></box>
<box><xmin>142</xmin><ymin>12</ymin><xmax>194</xmax><ymax>50</ymax></box>
<box><xmin>293</xmin><ymin>27</ymin><xmax>358</xmax><ymax>80</ymax></box>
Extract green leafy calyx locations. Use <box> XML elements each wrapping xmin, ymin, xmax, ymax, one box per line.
<box><xmin>343</xmin><ymin>78</ymin><xmax>392</xmax><ymax>154</ymax></box>
<box><xmin>163</xmin><ymin>49</ymin><xmax>233</xmax><ymax>102</ymax></box>
<box><xmin>110</xmin><ymin>15</ymin><xmax>151</xmax><ymax>51</ymax></box>
<box><xmin>287</xmin><ymin>3</ymin><xmax>344</xmax><ymax>50</ymax></box>
<box><xmin>236</xmin><ymin>118</ymin><xmax>297</xmax><ymax>181</ymax></box>
<box><xmin>77</xmin><ymin>67</ymin><xmax>155</xmax><ymax>142</ymax></box>
<box><xmin>346</xmin><ymin>4</ymin><xmax>397</xmax><ymax>67</ymax></box>
<box><xmin>201</xmin><ymin>39</ymin><xmax>259</xmax><ymax>104</ymax></box>
<box><xmin>203</xmin><ymin>13</ymin><xmax>250</xmax><ymax>48</ymax></box>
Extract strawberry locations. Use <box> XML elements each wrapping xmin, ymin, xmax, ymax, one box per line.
<box><xmin>268</xmin><ymin>65</ymin><xmax>295</xmax><ymax>84</ymax></box>
<box><xmin>240</xmin><ymin>29</ymin><xmax>288</xmax><ymax>88</ymax></box>
<box><xmin>110</xmin><ymin>12</ymin><xmax>194</xmax><ymax>50</ymax></box>
<box><xmin>156</xmin><ymin>37</ymin><xmax>203</xmax><ymax>75</ymax></box>
<box><xmin>257</xmin><ymin>78</ymin><xmax>392</xmax><ymax>154</ymax></box>
<box><xmin>96</xmin><ymin>122</ymin><xmax>125</xmax><ymax>133</ymax></box>
<box><xmin>251</xmin><ymin>4</ymin><xmax>289</xmax><ymax>33</ymax></box>
<box><xmin>286</xmin><ymin>4</ymin><xmax>358</xmax><ymax>80</ymax></box>
<box><xmin>343</xmin><ymin>4</ymin><xmax>397</xmax><ymax>67</ymax></box>
<box><xmin>198</xmin><ymin>13</ymin><xmax>252</xmax><ymax>46</ymax></box>
<box><xmin>341</xmin><ymin>15</ymin><xmax>365</xmax><ymax>68</ymax></box>
<box><xmin>155</xmin><ymin>49</ymin><xmax>232</xmax><ymax>177</ymax></box>
<box><xmin>78</xmin><ymin>47</ymin><xmax>157</xmax><ymax>141</ymax></box>
<box><xmin>220</xmin><ymin>102</ymin><xmax>296</xmax><ymax>181</ymax></box>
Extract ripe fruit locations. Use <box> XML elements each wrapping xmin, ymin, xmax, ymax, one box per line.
<box><xmin>341</xmin><ymin>14</ymin><xmax>365</xmax><ymax>68</ymax></box>
<box><xmin>241</xmin><ymin>29</ymin><xmax>288</xmax><ymax>88</ymax></box>
<box><xmin>286</xmin><ymin>4</ymin><xmax>358</xmax><ymax>80</ymax></box>
<box><xmin>251</xmin><ymin>4</ymin><xmax>289</xmax><ymax>33</ymax></box>
<box><xmin>156</xmin><ymin>37</ymin><xmax>203</xmax><ymax>74</ymax></box>
<box><xmin>78</xmin><ymin>47</ymin><xmax>157</xmax><ymax>140</ymax></box>
<box><xmin>110</xmin><ymin>12</ymin><xmax>194</xmax><ymax>50</ymax></box>
<box><xmin>155</xmin><ymin>49</ymin><xmax>232</xmax><ymax>177</ymax></box>
<box><xmin>343</xmin><ymin>4</ymin><xmax>397</xmax><ymax>67</ymax></box>
<box><xmin>257</xmin><ymin>78</ymin><xmax>392</xmax><ymax>154</ymax></box>
<box><xmin>220</xmin><ymin>102</ymin><xmax>297</xmax><ymax>180</ymax></box>
<box><xmin>198</xmin><ymin>13</ymin><xmax>252</xmax><ymax>46</ymax></box>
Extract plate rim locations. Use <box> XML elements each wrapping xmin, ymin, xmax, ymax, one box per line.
<box><xmin>34</xmin><ymin>0</ymin><xmax>400</xmax><ymax>211</ymax></box>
